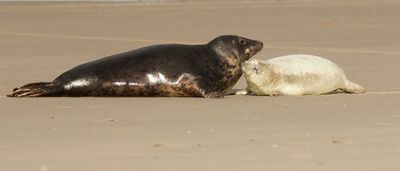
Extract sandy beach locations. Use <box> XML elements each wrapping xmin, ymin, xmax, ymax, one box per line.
<box><xmin>1</xmin><ymin>1</ymin><xmax>400</xmax><ymax>171</ymax></box>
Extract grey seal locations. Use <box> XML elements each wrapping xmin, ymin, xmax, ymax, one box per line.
<box><xmin>8</xmin><ymin>35</ymin><xmax>263</xmax><ymax>98</ymax></box>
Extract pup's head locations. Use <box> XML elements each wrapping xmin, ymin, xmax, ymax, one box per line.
<box><xmin>241</xmin><ymin>59</ymin><xmax>269</xmax><ymax>85</ymax></box>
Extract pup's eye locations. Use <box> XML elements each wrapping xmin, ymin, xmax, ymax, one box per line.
<box><xmin>239</xmin><ymin>39</ymin><xmax>246</xmax><ymax>45</ymax></box>
<box><xmin>252</xmin><ymin>67</ymin><xmax>259</xmax><ymax>74</ymax></box>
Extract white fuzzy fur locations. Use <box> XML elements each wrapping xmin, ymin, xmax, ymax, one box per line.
<box><xmin>240</xmin><ymin>54</ymin><xmax>365</xmax><ymax>96</ymax></box>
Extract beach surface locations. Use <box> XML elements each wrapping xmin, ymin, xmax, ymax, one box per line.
<box><xmin>1</xmin><ymin>1</ymin><xmax>400</xmax><ymax>171</ymax></box>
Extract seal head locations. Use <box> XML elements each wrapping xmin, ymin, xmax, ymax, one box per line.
<box><xmin>208</xmin><ymin>35</ymin><xmax>263</xmax><ymax>62</ymax></box>
<box><xmin>204</xmin><ymin>35</ymin><xmax>263</xmax><ymax>96</ymax></box>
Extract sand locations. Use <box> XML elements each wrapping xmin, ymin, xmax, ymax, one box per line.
<box><xmin>1</xmin><ymin>1</ymin><xmax>400</xmax><ymax>171</ymax></box>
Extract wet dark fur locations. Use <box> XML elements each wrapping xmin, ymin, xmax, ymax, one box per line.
<box><xmin>8</xmin><ymin>35</ymin><xmax>263</xmax><ymax>98</ymax></box>
<box><xmin>63</xmin><ymin>74</ymin><xmax>205</xmax><ymax>97</ymax></box>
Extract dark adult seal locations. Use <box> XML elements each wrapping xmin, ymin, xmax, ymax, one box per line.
<box><xmin>8</xmin><ymin>35</ymin><xmax>263</xmax><ymax>98</ymax></box>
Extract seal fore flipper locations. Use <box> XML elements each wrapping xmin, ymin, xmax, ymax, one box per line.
<box><xmin>7</xmin><ymin>82</ymin><xmax>64</xmax><ymax>97</ymax></box>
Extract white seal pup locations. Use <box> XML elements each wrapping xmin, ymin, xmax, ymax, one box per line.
<box><xmin>237</xmin><ymin>54</ymin><xmax>365</xmax><ymax>96</ymax></box>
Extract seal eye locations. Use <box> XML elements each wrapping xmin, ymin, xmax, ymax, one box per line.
<box><xmin>252</xmin><ymin>66</ymin><xmax>259</xmax><ymax>74</ymax></box>
<box><xmin>239</xmin><ymin>39</ymin><xmax>246</xmax><ymax>45</ymax></box>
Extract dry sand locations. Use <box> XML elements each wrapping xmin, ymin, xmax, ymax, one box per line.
<box><xmin>1</xmin><ymin>1</ymin><xmax>400</xmax><ymax>171</ymax></box>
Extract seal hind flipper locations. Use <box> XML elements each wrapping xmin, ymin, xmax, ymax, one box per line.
<box><xmin>341</xmin><ymin>80</ymin><xmax>366</xmax><ymax>94</ymax></box>
<box><xmin>7</xmin><ymin>82</ymin><xmax>64</xmax><ymax>97</ymax></box>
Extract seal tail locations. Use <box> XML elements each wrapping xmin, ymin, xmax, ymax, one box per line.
<box><xmin>7</xmin><ymin>82</ymin><xmax>64</xmax><ymax>97</ymax></box>
<box><xmin>342</xmin><ymin>80</ymin><xmax>366</xmax><ymax>94</ymax></box>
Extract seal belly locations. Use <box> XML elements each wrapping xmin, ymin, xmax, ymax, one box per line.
<box><xmin>62</xmin><ymin>73</ymin><xmax>205</xmax><ymax>97</ymax></box>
